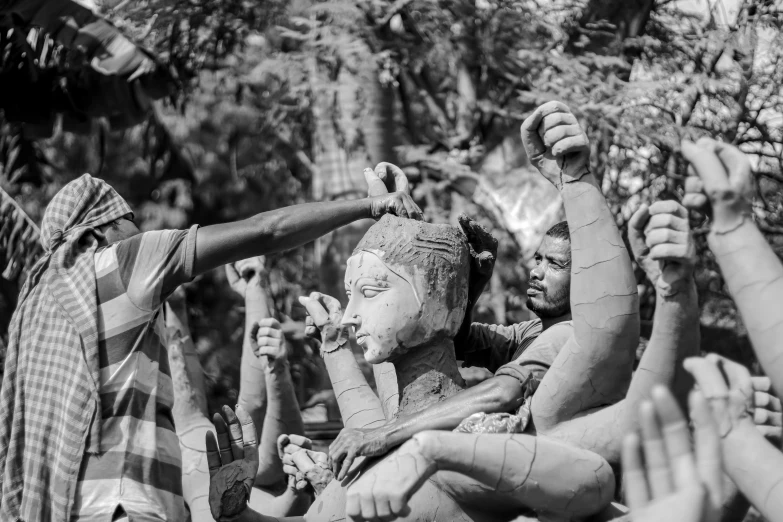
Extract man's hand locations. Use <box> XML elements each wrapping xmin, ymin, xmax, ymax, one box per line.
<box><xmin>622</xmin><ymin>386</ymin><xmax>722</xmax><ymax>522</ymax></box>
<box><xmin>298</xmin><ymin>292</ymin><xmax>350</xmax><ymax>354</ymax></box>
<box><xmin>225</xmin><ymin>257</ymin><xmax>266</xmax><ymax>298</ymax></box>
<box><xmin>628</xmin><ymin>200</ymin><xmax>696</xmax><ymax>296</ymax></box>
<box><xmin>345</xmin><ymin>434</ymin><xmax>437</xmax><ymax>522</ymax></box>
<box><xmin>751</xmin><ymin>376</ymin><xmax>782</xmax><ymax>446</ymax></box>
<box><xmin>249</xmin><ymin>318</ymin><xmax>288</xmax><ymax>371</ymax></box>
<box><xmin>329</xmin><ymin>427</ymin><xmax>390</xmax><ymax>481</ymax></box>
<box><xmin>206</xmin><ymin>405</ymin><xmax>259</xmax><ymax>521</ymax></box>
<box><xmin>520</xmin><ymin>101</ymin><xmax>590</xmax><ymax>190</ymax></box>
<box><xmin>681</xmin><ymin>138</ymin><xmax>754</xmax><ymax>234</ymax></box>
<box><xmin>368</xmin><ymin>191</ymin><xmax>423</xmax><ymax>221</ymax></box>
<box><xmin>683</xmin><ymin>354</ymin><xmax>756</xmax><ymax>440</ymax></box>
<box><xmin>278</xmin><ymin>434</ymin><xmax>334</xmax><ymax>496</ymax></box>
<box><xmin>365</xmin><ymin>163</ymin><xmax>410</xmax><ymax>197</ymax></box>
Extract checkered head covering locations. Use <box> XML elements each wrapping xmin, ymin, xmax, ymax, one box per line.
<box><xmin>0</xmin><ymin>174</ymin><xmax>132</xmax><ymax>521</ymax></box>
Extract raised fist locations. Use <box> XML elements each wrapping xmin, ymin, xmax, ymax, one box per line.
<box><xmin>520</xmin><ymin>101</ymin><xmax>590</xmax><ymax>189</ymax></box>
<box><xmin>249</xmin><ymin>317</ymin><xmax>288</xmax><ymax>371</ymax></box>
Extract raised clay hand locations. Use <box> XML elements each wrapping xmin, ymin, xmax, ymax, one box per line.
<box><xmin>365</xmin><ymin>162</ymin><xmax>410</xmax><ymax>197</ymax></box>
<box><xmin>458</xmin><ymin>213</ymin><xmax>498</xmax><ymax>311</ymax></box>
<box><xmin>248</xmin><ymin>318</ymin><xmax>287</xmax><ymax>371</ymax></box>
<box><xmin>628</xmin><ymin>200</ymin><xmax>696</xmax><ymax>296</ymax></box>
<box><xmin>683</xmin><ymin>354</ymin><xmax>756</xmax><ymax>441</ymax></box>
<box><xmin>329</xmin><ymin>426</ymin><xmax>389</xmax><ymax>481</ymax></box>
<box><xmin>751</xmin><ymin>376</ymin><xmax>782</xmax><ymax>446</ymax></box>
<box><xmin>680</xmin><ymin>138</ymin><xmax>754</xmax><ymax>234</ymax></box>
<box><xmin>225</xmin><ymin>256</ymin><xmax>266</xmax><ymax>298</ymax></box>
<box><xmin>345</xmin><ymin>436</ymin><xmax>437</xmax><ymax>522</ymax></box>
<box><xmin>298</xmin><ymin>292</ymin><xmax>350</xmax><ymax>354</ymax></box>
<box><xmin>623</xmin><ymin>386</ymin><xmax>722</xmax><ymax>522</ymax></box>
<box><xmin>520</xmin><ymin>101</ymin><xmax>590</xmax><ymax>189</ymax></box>
<box><xmin>278</xmin><ymin>434</ymin><xmax>334</xmax><ymax>495</ymax></box>
<box><xmin>206</xmin><ymin>405</ymin><xmax>259</xmax><ymax>521</ymax></box>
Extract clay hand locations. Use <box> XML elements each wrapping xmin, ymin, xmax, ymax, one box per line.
<box><xmin>365</xmin><ymin>162</ymin><xmax>410</xmax><ymax>197</ymax></box>
<box><xmin>345</xmin><ymin>435</ymin><xmax>437</xmax><ymax>522</ymax></box>
<box><xmin>458</xmin><ymin>213</ymin><xmax>498</xmax><ymax>309</ymax></box>
<box><xmin>628</xmin><ymin>200</ymin><xmax>696</xmax><ymax>296</ymax></box>
<box><xmin>329</xmin><ymin>426</ymin><xmax>389</xmax><ymax>481</ymax></box>
<box><xmin>249</xmin><ymin>318</ymin><xmax>287</xmax><ymax>371</ymax></box>
<box><xmin>520</xmin><ymin>101</ymin><xmax>590</xmax><ymax>190</ymax></box>
<box><xmin>225</xmin><ymin>256</ymin><xmax>266</xmax><ymax>298</ymax></box>
<box><xmin>298</xmin><ymin>292</ymin><xmax>350</xmax><ymax>353</ymax></box>
<box><xmin>278</xmin><ymin>434</ymin><xmax>334</xmax><ymax>495</ymax></box>
<box><xmin>206</xmin><ymin>405</ymin><xmax>259</xmax><ymax>521</ymax></box>
<box><xmin>683</xmin><ymin>354</ymin><xmax>756</xmax><ymax>441</ymax></box>
<box><xmin>680</xmin><ymin>138</ymin><xmax>754</xmax><ymax>234</ymax></box>
<box><xmin>623</xmin><ymin>386</ymin><xmax>723</xmax><ymax>522</ymax></box>
<box><xmin>751</xmin><ymin>376</ymin><xmax>782</xmax><ymax>446</ymax></box>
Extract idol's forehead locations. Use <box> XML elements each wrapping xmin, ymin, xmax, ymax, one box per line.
<box><xmin>345</xmin><ymin>251</ymin><xmax>392</xmax><ymax>286</ymax></box>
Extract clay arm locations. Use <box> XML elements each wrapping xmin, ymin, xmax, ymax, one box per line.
<box><xmin>344</xmin><ymin>430</ymin><xmax>615</xmax><ymax>521</ymax></box>
<box><xmin>684</xmin><ymin>355</ymin><xmax>783</xmax><ymax>522</ymax></box>
<box><xmin>521</xmin><ymin>102</ymin><xmax>638</xmax><ymax>429</ymax></box>
<box><xmin>298</xmin><ymin>292</ymin><xmax>386</xmax><ymax>429</ymax></box>
<box><xmin>535</xmin><ymin>201</ymin><xmax>700</xmax><ymax>463</ymax></box>
<box><xmin>193</xmin><ymin>193</ymin><xmax>422</xmax><ymax>276</ymax></box>
<box><xmin>681</xmin><ymin>138</ymin><xmax>783</xmax><ymax>398</ymax></box>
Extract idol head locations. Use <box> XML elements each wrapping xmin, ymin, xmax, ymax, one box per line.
<box><xmin>341</xmin><ymin>215</ymin><xmax>470</xmax><ymax>364</ymax></box>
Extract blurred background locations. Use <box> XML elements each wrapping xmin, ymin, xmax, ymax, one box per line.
<box><xmin>0</xmin><ymin>0</ymin><xmax>781</xmax><ymax>435</ymax></box>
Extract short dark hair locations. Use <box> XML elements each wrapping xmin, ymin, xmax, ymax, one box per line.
<box><xmin>545</xmin><ymin>221</ymin><xmax>570</xmax><ymax>242</ymax></box>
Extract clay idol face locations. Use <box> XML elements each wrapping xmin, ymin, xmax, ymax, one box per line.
<box><xmin>342</xmin><ymin>251</ymin><xmax>422</xmax><ymax>364</ymax></box>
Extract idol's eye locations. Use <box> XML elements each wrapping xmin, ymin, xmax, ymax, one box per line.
<box><xmin>360</xmin><ymin>286</ymin><xmax>387</xmax><ymax>299</ymax></box>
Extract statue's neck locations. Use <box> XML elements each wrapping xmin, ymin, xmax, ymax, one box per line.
<box><xmin>392</xmin><ymin>340</ymin><xmax>465</xmax><ymax>417</ymax></box>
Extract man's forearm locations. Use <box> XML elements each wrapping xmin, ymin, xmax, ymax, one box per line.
<box><xmin>195</xmin><ymin>199</ymin><xmax>372</xmax><ymax>275</ymax></box>
<box><xmin>382</xmin><ymin>376</ymin><xmax>523</xmax><ymax>450</ymax></box>
<box><xmin>708</xmin><ymin>220</ymin><xmax>783</xmax><ymax>398</ymax></box>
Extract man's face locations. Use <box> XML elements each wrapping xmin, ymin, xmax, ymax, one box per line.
<box><xmin>527</xmin><ymin>235</ymin><xmax>571</xmax><ymax>318</ymax></box>
<box><xmin>102</xmin><ymin>214</ymin><xmax>140</xmax><ymax>245</ymax></box>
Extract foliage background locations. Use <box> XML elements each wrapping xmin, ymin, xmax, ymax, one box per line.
<box><xmin>1</xmin><ymin>0</ymin><xmax>781</xmax><ymax>424</ymax></box>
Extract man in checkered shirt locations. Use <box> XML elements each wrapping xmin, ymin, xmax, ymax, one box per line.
<box><xmin>0</xmin><ymin>173</ymin><xmax>421</xmax><ymax>522</ymax></box>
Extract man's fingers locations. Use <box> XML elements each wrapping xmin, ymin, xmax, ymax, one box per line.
<box><xmin>639</xmin><ymin>400</ymin><xmax>674</xmax><ymax>498</ymax></box>
<box><xmin>206</xmin><ymin>431</ymin><xmax>222</xmax><ymax>478</ymax></box>
<box><xmin>298</xmin><ymin>295</ymin><xmax>330</xmax><ymax>326</ymax></box>
<box><xmin>212</xmin><ymin>412</ymin><xmax>234</xmax><ymax>465</ymax></box>
<box><xmin>401</xmin><ymin>196</ymin><xmax>423</xmax><ymax>221</ymax></box>
<box><xmin>223</xmin><ymin>405</ymin><xmax>245</xmax><ymax>462</ymax></box>
<box><xmin>622</xmin><ymin>432</ymin><xmax>650</xmax><ymax>510</ymax></box>
<box><xmin>689</xmin><ymin>390</ymin><xmax>724</xmax><ymax>508</ymax></box>
<box><xmin>338</xmin><ymin>449</ymin><xmax>359</xmax><ymax>481</ymax></box>
<box><xmin>235</xmin><ymin>405</ymin><xmax>259</xmax><ymax>469</ymax></box>
<box><xmin>652</xmin><ymin>386</ymin><xmax>699</xmax><ymax>489</ymax></box>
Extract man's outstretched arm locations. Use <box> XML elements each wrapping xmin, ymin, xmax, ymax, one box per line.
<box><xmin>522</xmin><ymin>102</ymin><xmax>639</xmax><ymax>429</ymax></box>
<box><xmin>194</xmin><ymin>192</ymin><xmax>421</xmax><ymax>276</ymax></box>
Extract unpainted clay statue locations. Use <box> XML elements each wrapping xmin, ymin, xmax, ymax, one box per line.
<box><xmin>287</xmin><ymin>215</ymin><xmax>614</xmax><ymax>522</ymax></box>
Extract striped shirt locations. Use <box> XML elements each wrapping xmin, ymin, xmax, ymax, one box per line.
<box><xmin>71</xmin><ymin>227</ymin><xmax>198</xmax><ymax>521</ymax></box>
